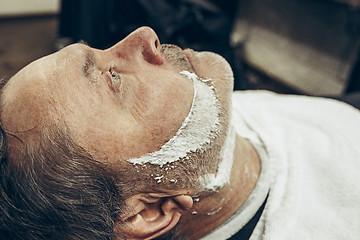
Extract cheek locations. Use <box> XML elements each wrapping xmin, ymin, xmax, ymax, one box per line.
<box><xmin>52</xmin><ymin>69</ymin><xmax>194</xmax><ymax>161</ymax></box>
<box><xmin>62</xmin><ymin>103</ymin><xmax>137</xmax><ymax>161</ymax></box>
<box><xmin>54</xmin><ymin>85</ymin><xmax>149</xmax><ymax>160</ymax></box>
<box><xmin>139</xmin><ymin>75</ymin><xmax>193</xmax><ymax>133</ymax></box>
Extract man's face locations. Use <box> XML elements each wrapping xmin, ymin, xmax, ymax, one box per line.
<box><xmin>2</xmin><ymin>27</ymin><xmax>233</xmax><ymax>192</ymax></box>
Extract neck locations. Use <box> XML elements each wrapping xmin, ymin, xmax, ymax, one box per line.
<box><xmin>178</xmin><ymin>134</ymin><xmax>261</xmax><ymax>240</ymax></box>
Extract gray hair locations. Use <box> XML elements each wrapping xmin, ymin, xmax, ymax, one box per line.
<box><xmin>0</xmin><ymin>99</ymin><xmax>126</xmax><ymax>240</ymax></box>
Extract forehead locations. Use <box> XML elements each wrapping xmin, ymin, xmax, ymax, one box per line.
<box><xmin>3</xmin><ymin>43</ymin><xmax>91</xmax><ymax>100</ymax></box>
<box><xmin>1</xmin><ymin>45</ymin><xmax>88</xmax><ymax>131</ymax></box>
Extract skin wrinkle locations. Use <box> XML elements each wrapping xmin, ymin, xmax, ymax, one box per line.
<box><xmin>129</xmin><ymin>81</ymin><xmax>190</xmax><ymax>157</ymax></box>
<box><xmin>129</xmin><ymin>85</ymin><xmax>148</xmax><ymax>126</ymax></box>
<box><xmin>119</xmin><ymin>43</ymin><xmax>191</xmax><ymax>163</ymax></box>
<box><xmin>85</xmin><ymin>49</ymin><xmax>173</xmax><ymax>159</ymax></box>
<box><xmin>126</xmin><ymin>69</ymin><xmax>191</xmax><ymax>158</ymax></box>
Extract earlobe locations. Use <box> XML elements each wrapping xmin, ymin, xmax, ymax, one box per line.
<box><xmin>119</xmin><ymin>195</ymin><xmax>193</xmax><ymax>240</ymax></box>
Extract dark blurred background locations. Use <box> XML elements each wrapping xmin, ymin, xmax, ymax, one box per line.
<box><xmin>1</xmin><ymin>0</ymin><xmax>360</xmax><ymax>95</ymax></box>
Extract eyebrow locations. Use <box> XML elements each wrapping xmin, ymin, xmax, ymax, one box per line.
<box><xmin>82</xmin><ymin>50</ymin><xmax>96</xmax><ymax>80</ymax></box>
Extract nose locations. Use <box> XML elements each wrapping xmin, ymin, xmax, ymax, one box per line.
<box><xmin>110</xmin><ymin>27</ymin><xmax>163</xmax><ymax>65</ymax></box>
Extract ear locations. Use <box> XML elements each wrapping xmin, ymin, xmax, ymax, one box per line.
<box><xmin>119</xmin><ymin>194</ymin><xmax>193</xmax><ymax>240</ymax></box>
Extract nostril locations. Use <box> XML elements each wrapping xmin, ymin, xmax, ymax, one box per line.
<box><xmin>154</xmin><ymin>39</ymin><xmax>160</xmax><ymax>49</ymax></box>
<box><xmin>142</xmin><ymin>38</ymin><xmax>163</xmax><ymax>65</ymax></box>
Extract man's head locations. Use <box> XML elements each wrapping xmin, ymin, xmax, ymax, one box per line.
<box><xmin>0</xmin><ymin>27</ymin><xmax>234</xmax><ymax>239</ymax></box>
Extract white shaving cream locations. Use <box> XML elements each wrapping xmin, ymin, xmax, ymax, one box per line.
<box><xmin>201</xmin><ymin>125</ymin><xmax>235</xmax><ymax>191</ymax></box>
<box><xmin>127</xmin><ymin>71</ymin><xmax>220</xmax><ymax>166</ymax></box>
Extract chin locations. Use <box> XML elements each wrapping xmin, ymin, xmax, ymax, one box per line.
<box><xmin>184</xmin><ymin>49</ymin><xmax>234</xmax><ymax>99</ymax></box>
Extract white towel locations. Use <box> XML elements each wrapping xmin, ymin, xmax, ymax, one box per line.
<box><xmin>230</xmin><ymin>91</ymin><xmax>360</xmax><ymax>240</ymax></box>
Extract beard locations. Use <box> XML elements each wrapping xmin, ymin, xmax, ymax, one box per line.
<box><xmin>119</xmin><ymin>44</ymin><xmax>234</xmax><ymax>196</ymax></box>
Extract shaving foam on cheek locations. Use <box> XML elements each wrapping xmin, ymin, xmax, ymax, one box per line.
<box><xmin>127</xmin><ymin>71</ymin><xmax>220</xmax><ymax>166</ymax></box>
<box><xmin>177</xmin><ymin>72</ymin><xmax>235</xmax><ymax>191</ymax></box>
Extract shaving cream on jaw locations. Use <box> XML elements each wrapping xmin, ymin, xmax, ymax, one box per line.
<box><xmin>127</xmin><ymin>71</ymin><xmax>235</xmax><ymax>190</ymax></box>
